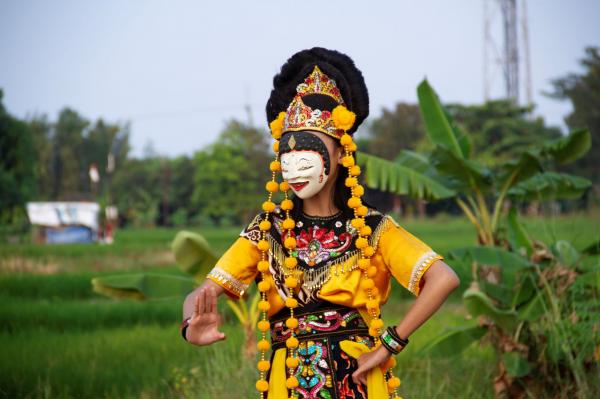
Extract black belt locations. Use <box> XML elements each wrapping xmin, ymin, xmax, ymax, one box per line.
<box><xmin>270</xmin><ymin>304</ymin><xmax>368</xmax><ymax>350</ymax></box>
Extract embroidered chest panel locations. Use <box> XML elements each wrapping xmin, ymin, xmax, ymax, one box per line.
<box><xmin>241</xmin><ymin>207</ymin><xmax>393</xmax><ymax>305</ymax></box>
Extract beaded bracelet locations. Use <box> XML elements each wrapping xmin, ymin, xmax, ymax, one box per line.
<box><xmin>380</xmin><ymin>326</ymin><xmax>409</xmax><ymax>355</ymax></box>
<box><xmin>180</xmin><ymin>317</ymin><xmax>191</xmax><ymax>341</ymax></box>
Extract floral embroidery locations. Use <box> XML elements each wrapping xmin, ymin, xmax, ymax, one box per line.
<box><xmin>292</xmin><ymin>225</ymin><xmax>352</xmax><ymax>266</ymax></box>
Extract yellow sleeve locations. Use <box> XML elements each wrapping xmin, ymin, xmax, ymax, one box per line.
<box><xmin>207</xmin><ymin>236</ymin><xmax>260</xmax><ymax>299</ymax></box>
<box><xmin>378</xmin><ymin>216</ymin><xmax>444</xmax><ymax>296</ymax></box>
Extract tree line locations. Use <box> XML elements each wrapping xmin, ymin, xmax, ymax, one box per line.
<box><xmin>1</xmin><ymin>47</ymin><xmax>598</xmax><ymax>231</ymax></box>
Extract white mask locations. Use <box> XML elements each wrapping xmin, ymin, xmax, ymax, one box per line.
<box><xmin>281</xmin><ymin>150</ymin><xmax>329</xmax><ymax>199</ymax></box>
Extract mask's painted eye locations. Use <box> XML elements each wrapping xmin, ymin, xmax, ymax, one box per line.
<box><xmin>298</xmin><ymin>165</ymin><xmax>314</xmax><ymax>171</ymax></box>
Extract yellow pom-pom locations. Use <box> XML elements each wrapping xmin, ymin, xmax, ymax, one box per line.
<box><xmin>349</xmin><ymin>165</ymin><xmax>361</xmax><ymax>177</ymax></box>
<box><xmin>257</xmin><ymin>240</ymin><xmax>269</xmax><ymax>252</ymax></box>
<box><xmin>369</xmin><ymin>327</ymin><xmax>381</xmax><ymax>337</ymax></box>
<box><xmin>285</xmin><ymin>257</ymin><xmax>298</xmax><ymax>268</ymax></box>
<box><xmin>262</xmin><ymin>201</ymin><xmax>276</xmax><ymax>212</ymax></box>
<box><xmin>332</xmin><ymin>105</ymin><xmax>356</xmax><ymax>131</ymax></box>
<box><xmin>361</xmin><ymin>278</ymin><xmax>375</xmax><ymax>290</ymax></box>
<box><xmin>259</xmin><ymin>220</ymin><xmax>271</xmax><ymax>231</ymax></box>
<box><xmin>354</xmin><ymin>185</ymin><xmax>365</xmax><ymax>196</ymax></box>
<box><xmin>270</xmin><ymin>160</ymin><xmax>281</xmax><ymax>172</ymax></box>
<box><xmin>258</xmin><ymin>320</ymin><xmax>270</xmax><ymax>331</ymax></box>
<box><xmin>367</xmin><ymin>265</ymin><xmax>378</xmax><ymax>278</ymax></box>
<box><xmin>371</xmin><ymin>286</ymin><xmax>380</xmax><ymax>297</ymax></box>
<box><xmin>359</xmin><ymin>225</ymin><xmax>371</xmax><ymax>236</ymax></box>
<box><xmin>351</xmin><ymin>218</ymin><xmax>365</xmax><ymax>229</ymax></box>
<box><xmin>355</xmin><ymin>237</ymin><xmax>368</xmax><ymax>249</ymax></box>
<box><xmin>286</xmin><ymin>317</ymin><xmax>299</xmax><ymax>329</ymax></box>
<box><xmin>340</xmin><ymin>133</ymin><xmax>353</xmax><ymax>146</ymax></box>
<box><xmin>383</xmin><ymin>356</ymin><xmax>397</xmax><ymax>369</ymax></box>
<box><xmin>342</xmin><ymin>155</ymin><xmax>355</xmax><ymax>168</ymax></box>
<box><xmin>347</xmin><ymin>142</ymin><xmax>358</xmax><ymax>152</ymax></box>
<box><xmin>347</xmin><ymin>197</ymin><xmax>361</xmax><ymax>209</ymax></box>
<box><xmin>279</xmin><ymin>181</ymin><xmax>290</xmax><ymax>192</ymax></box>
<box><xmin>388</xmin><ymin>377</ymin><xmax>401</xmax><ymax>389</ymax></box>
<box><xmin>258</xmin><ymin>300</ymin><xmax>271</xmax><ymax>312</ymax></box>
<box><xmin>358</xmin><ymin>258</ymin><xmax>370</xmax><ymax>270</ymax></box>
<box><xmin>357</xmin><ymin>206</ymin><xmax>369</xmax><ymax>218</ymax></box>
<box><xmin>266</xmin><ymin>181</ymin><xmax>278</xmax><ymax>192</ymax></box>
<box><xmin>257</xmin><ymin>339</ymin><xmax>270</xmax><ymax>351</ymax></box>
<box><xmin>257</xmin><ymin>260</ymin><xmax>270</xmax><ymax>272</ymax></box>
<box><xmin>286</xmin><ymin>376</ymin><xmax>299</xmax><ymax>389</ymax></box>
<box><xmin>269</xmin><ymin>112</ymin><xmax>285</xmax><ymax>139</ymax></box>
<box><xmin>370</xmin><ymin>318</ymin><xmax>384</xmax><ymax>329</ymax></box>
<box><xmin>285</xmin><ymin>297</ymin><xmax>298</xmax><ymax>308</ymax></box>
<box><xmin>281</xmin><ymin>199</ymin><xmax>293</xmax><ymax>210</ymax></box>
<box><xmin>366</xmin><ymin>299</ymin><xmax>379</xmax><ymax>311</ymax></box>
<box><xmin>256</xmin><ymin>379</ymin><xmax>269</xmax><ymax>392</ymax></box>
<box><xmin>286</xmin><ymin>337</ymin><xmax>299</xmax><ymax>349</ymax></box>
<box><xmin>272</xmin><ymin>141</ymin><xmax>280</xmax><ymax>153</ymax></box>
<box><xmin>282</xmin><ymin>218</ymin><xmax>295</xmax><ymax>230</ymax></box>
<box><xmin>284</xmin><ymin>236</ymin><xmax>296</xmax><ymax>249</ymax></box>
<box><xmin>257</xmin><ymin>360</ymin><xmax>271</xmax><ymax>372</ymax></box>
<box><xmin>286</xmin><ymin>357</ymin><xmax>299</xmax><ymax>368</ymax></box>
<box><xmin>363</xmin><ymin>246</ymin><xmax>375</xmax><ymax>257</ymax></box>
<box><xmin>345</xmin><ymin>177</ymin><xmax>358</xmax><ymax>187</ymax></box>
<box><xmin>258</xmin><ymin>280</ymin><xmax>270</xmax><ymax>292</ymax></box>
<box><xmin>285</xmin><ymin>277</ymin><xmax>298</xmax><ymax>289</ymax></box>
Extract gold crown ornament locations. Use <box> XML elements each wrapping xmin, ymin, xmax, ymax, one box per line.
<box><xmin>281</xmin><ymin>65</ymin><xmax>356</xmax><ymax>140</ymax></box>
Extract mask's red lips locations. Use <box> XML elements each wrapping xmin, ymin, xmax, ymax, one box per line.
<box><xmin>290</xmin><ymin>181</ymin><xmax>308</xmax><ymax>191</ymax></box>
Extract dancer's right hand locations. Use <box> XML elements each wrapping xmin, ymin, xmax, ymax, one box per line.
<box><xmin>185</xmin><ymin>286</ymin><xmax>226</xmax><ymax>346</ymax></box>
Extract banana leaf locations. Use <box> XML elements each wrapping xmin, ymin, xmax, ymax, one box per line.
<box><xmin>91</xmin><ymin>273</ymin><xmax>196</xmax><ymax>300</ymax></box>
<box><xmin>502</xmin><ymin>352</ymin><xmax>531</xmax><ymax>377</ymax></box>
<box><xmin>417</xmin><ymin>79</ymin><xmax>464</xmax><ymax>157</ymax></box>
<box><xmin>463</xmin><ymin>288</ymin><xmax>519</xmax><ymax>331</ymax></box>
<box><xmin>507</xmin><ymin>172</ymin><xmax>591</xmax><ymax>201</ymax></box>
<box><xmin>517</xmin><ymin>291</ymin><xmax>547</xmax><ymax>322</ymax></box>
<box><xmin>420</xmin><ymin>325</ymin><xmax>487</xmax><ymax>358</ymax></box>
<box><xmin>430</xmin><ymin>146</ymin><xmax>493</xmax><ymax>192</ymax></box>
<box><xmin>357</xmin><ymin>152</ymin><xmax>455</xmax><ymax>201</ymax></box>
<box><xmin>506</xmin><ymin>207</ymin><xmax>534</xmax><ymax>256</ymax></box>
<box><xmin>541</xmin><ymin>128</ymin><xmax>591</xmax><ymax>165</ymax></box>
<box><xmin>495</xmin><ymin>151</ymin><xmax>542</xmax><ymax>193</ymax></box>
<box><xmin>171</xmin><ymin>230</ymin><xmax>218</xmax><ymax>280</ymax></box>
<box><xmin>395</xmin><ymin>149</ymin><xmax>436</xmax><ymax>175</ymax></box>
<box><xmin>447</xmin><ymin>246</ymin><xmax>532</xmax><ymax>285</ymax></box>
<box><xmin>511</xmin><ymin>273</ymin><xmax>537</xmax><ymax>308</ymax></box>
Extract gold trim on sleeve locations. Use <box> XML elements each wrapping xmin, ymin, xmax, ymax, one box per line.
<box><xmin>407</xmin><ymin>251</ymin><xmax>443</xmax><ymax>296</ymax></box>
<box><xmin>207</xmin><ymin>267</ymin><xmax>249</xmax><ymax>297</ymax></box>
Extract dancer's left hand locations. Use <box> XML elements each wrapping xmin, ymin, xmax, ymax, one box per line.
<box><xmin>352</xmin><ymin>345</ymin><xmax>391</xmax><ymax>386</ymax></box>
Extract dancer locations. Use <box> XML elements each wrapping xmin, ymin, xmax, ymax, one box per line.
<box><xmin>181</xmin><ymin>47</ymin><xmax>460</xmax><ymax>399</ymax></box>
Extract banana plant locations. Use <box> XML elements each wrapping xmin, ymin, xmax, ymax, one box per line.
<box><xmin>420</xmin><ymin>215</ymin><xmax>599</xmax><ymax>398</ymax></box>
<box><xmin>357</xmin><ymin>79</ymin><xmax>592</xmax><ymax>247</ymax></box>
<box><xmin>91</xmin><ymin>230</ymin><xmax>217</xmax><ymax>300</ymax></box>
<box><xmin>91</xmin><ymin>230</ymin><xmax>264</xmax><ymax>356</ymax></box>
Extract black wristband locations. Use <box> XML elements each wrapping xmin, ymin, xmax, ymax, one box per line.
<box><xmin>180</xmin><ymin>317</ymin><xmax>191</xmax><ymax>342</ymax></box>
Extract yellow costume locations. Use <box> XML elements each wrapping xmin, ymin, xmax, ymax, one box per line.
<box><xmin>204</xmin><ymin>47</ymin><xmax>444</xmax><ymax>399</ymax></box>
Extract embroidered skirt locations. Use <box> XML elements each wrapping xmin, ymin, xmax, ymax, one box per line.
<box><xmin>267</xmin><ymin>303</ymin><xmax>375</xmax><ymax>399</ymax></box>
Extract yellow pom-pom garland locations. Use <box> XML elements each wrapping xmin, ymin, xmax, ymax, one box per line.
<box><xmin>254</xmin><ymin>110</ymin><xmax>402</xmax><ymax>399</ymax></box>
<box><xmin>337</xmin><ymin>126</ymin><xmax>403</xmax><ymax>399</ymax></box>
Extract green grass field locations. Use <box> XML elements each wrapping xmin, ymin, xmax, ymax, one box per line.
<box><xmin>1</xmin><ymin>212</ymin><xmax>598</xmax><ymax>398</ymax></box>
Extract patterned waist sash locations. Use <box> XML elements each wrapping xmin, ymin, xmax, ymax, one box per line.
<box><xmin>270</xmin><ymin>305</ymin><xmax>368</xmax><ymax>350</ymax></box>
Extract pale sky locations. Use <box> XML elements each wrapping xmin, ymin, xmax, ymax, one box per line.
<box><xmin>1</xmin><ymin>0</ymin><xmax>599</xmax><ymax>157</ymax></box>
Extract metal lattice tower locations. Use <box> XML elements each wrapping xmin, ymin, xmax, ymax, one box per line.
<box><xmin>483</xmin><ymin>0</ymin><xmax>532</xmax><ymax>106</ymax></box>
